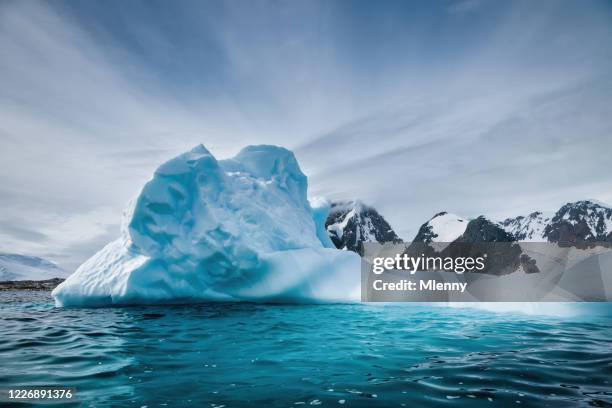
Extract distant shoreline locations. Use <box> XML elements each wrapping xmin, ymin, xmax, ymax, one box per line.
<box><xmin>0</xmin><ymin>278</ymin><xmax>64</xmax><ymax>291</ymax></box>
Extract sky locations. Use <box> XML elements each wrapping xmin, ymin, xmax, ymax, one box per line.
<box><xmin>1</xmin><ymin>0</ymin><xmax>612</xmax><ymax>271</ymax></box>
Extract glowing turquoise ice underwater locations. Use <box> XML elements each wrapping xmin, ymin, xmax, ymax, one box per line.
<box><xmin>2</xmin><ymin>291</ymin><xmax>612</xmax><ymax>407</ymax></box>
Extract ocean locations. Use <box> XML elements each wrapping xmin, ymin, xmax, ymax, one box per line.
<box><xmin>1</xmin><ymin>291</ymin><xmax>611</xmax><ymax>407</ymax></box>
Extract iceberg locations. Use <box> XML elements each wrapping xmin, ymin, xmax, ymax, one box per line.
<box><xmin>53</xmin><ymin>145</ymin><xmax>360</xmax><ymax>307</ymax></box>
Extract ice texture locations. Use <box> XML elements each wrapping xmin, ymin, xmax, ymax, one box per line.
<box><xmin>53</xmin><ymin>145</ymin><xmax>360</xmax><ymax>306</ymax></box>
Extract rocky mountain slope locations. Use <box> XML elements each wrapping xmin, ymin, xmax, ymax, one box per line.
<box><xmin>325</xmin><ymin>200</ymin><xmax>402</xmax><ymax>254</ymax></box>
<box><xmin>500</xmin><ymin>211</ymin><xmax>551</xmax><ymax>241</ymax></box>
<box><xmin>324</xmin><ymin>199</ymin><xmax>612</xmax><ymax>256</ymax></box>
<box><xmin>504</xmin><ymin>200</ymin><xmax>612</xmax><ymax>244</ymax></box>
<box><xmin>414</xmin><ymin>200</ymin><xmax>612</xmax><ymax>245</ymax></box>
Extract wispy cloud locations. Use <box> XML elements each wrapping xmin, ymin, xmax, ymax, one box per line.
<box><xmin>0</xmin><ymin>0</ymin><xmax>611</xmax><ymax>265</ymax></box>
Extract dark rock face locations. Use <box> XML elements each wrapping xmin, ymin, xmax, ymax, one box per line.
<box><xmin>409</xmin><ymin>215</ymin><xmax>538</xmax><ymax>275</ymax></box>
<box><xmin>458</xmin><ymin>216</ymin><xmax>516</xmax><ymax>243</ymax></box>
<box><xmin>543</xmin><ymin>200</ymin><xmax>612</xmax><ymax>245</ymax></box>
<box><xmin>520</xmin><ymin>254</ymin><xmax>539</xmax><ymax>274</ymax></box>
<box><xmin>325</xmin><ymin>201</ymin><xmax>402</xmax><ymax>255</ymax></box>
<box><xmin>453</xmin><ymin>217</ymin><xmax>528</xmax><ymax>276</ymax></box>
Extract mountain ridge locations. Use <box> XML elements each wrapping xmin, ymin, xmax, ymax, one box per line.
<box><xmin>0</xmin><ymin>253</ymin><xmax>68</xmax><ymax>281</ymax></box>
<box><xmin>326</xmin><ymin>199</ymin><xmax>612</xmax><ymax>254</ymax></box>
<box><xmin>325</xmin><ymin>200</ymin><xmax>402</xmax><ymax>255</ymax></box>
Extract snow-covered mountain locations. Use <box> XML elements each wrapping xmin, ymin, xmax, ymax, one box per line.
<box><xmin>325</xmin><ymin>200</ymin><xmax>402</xmax><ymax>254</ymax></box>
<box><xmin>500</xmin><ymin>211</ymin><xmax>551</xmax><ymax>242</ymax></box>
<box><xmin>408</xmin><ymin>214</ymin><xmax>530</xmax><ymax>276</ymax></box>
<box><xmin>544</xmin><ymin>200</ymin><xmax>612</xmax><ymax>243</ymax></box>
<box><xmin>0</xmin><ymin>253</ymin><xmax>67</xmax><ymax>281</ymax></box>
<box><xmin>414</xmin><ymin>200</ymin><xmax>612</xmax><ymax>244</ymax></box>
<box><xmin>457</xmin><ymin>216</ymin><xmax>516</xmax><ymax>243</ymax></box>
<box><xmin>413</xmin><ymin>212</ymin><xmax>514</xmax><ymax>244</ymax></box>
<box><xmin>413</xmin><ymin>212</ymin><xmax>468</xmax><ymax>244</ymax></box>
<box><xmin>502</xmin><ymin>200</ymin><xmax>612</xmax><ymax>244</ymax></box>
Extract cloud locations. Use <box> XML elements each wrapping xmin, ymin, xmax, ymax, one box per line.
<box><xmin>299</xmin><ymin>73</ymin><xmax>612</xmax><ymax>238</ymax></box>
<box><xmin>0</xmin><ymin>206</ymin><xmax>121</xmax><ymax>271</ymax></box>
<box><xmin>0</xmin><ymin>1</ymin><xmax>243</xmax><ymax>267</ymax></box>
<box><xmin>0</xmin><ymin>0</ymin><xmax>611</xmax><ymax>264</ymax></box>
<box><xmin>0</xmin><ymin>222</ymin><xmax>49</xmax><ymax>243</ymax></box>
<box><xmin>40</xmin><ymin>222</ymin><xmax>120</xmax><ymax>272</ymax></box>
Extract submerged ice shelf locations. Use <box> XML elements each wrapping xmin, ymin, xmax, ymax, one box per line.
<box><xmin>53</xmin><ymin>145</ymin><xmax>360</xmax><ymax>307</ymax></box>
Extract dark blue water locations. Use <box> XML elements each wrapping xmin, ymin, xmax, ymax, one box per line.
<box><xmin>1</xmin><ymin>291</ymin><xmax>611</xmax><ymax>407</ymax></box>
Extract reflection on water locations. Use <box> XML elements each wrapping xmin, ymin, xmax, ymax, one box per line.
<box><xmin>1</xmin><ymin>291</ymin><xmax>611</xmax><ymax>407</ymax></box>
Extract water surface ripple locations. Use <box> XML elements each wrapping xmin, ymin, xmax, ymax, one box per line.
<box><xmin>1</xmin><ymin>292</ymin><xmax>611</xmax><ymax>407</ymax></box>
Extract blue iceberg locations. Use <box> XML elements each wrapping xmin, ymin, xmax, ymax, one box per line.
<box><xmin>53</xmin><ymin>145</ymin><xmax>360</xmax><ymax>307</ymax></box>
